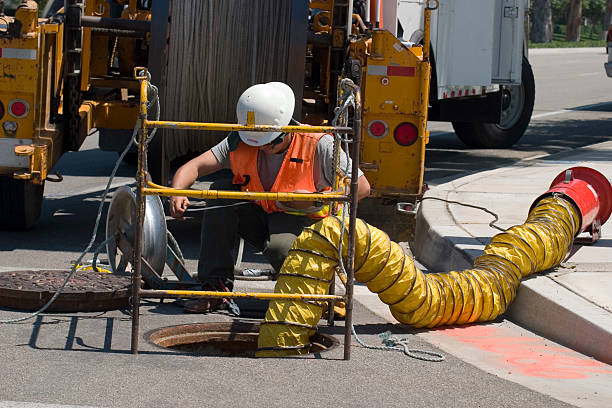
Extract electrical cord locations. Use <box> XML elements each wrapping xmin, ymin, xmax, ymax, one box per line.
<box><xmin>418</xmin><ymin>196</ymin><xmax>506</xmax><ymax>232</ymax></box>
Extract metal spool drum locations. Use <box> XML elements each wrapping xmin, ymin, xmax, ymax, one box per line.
<box><xmin>147</xmin><ymin>0</ymin><xmax>308</xmax><ymax>182</ymax></box>
<box><xmin>106</xmin><ymin>186</ymin><xmax>167</xmax><ymax>277</ymax></box>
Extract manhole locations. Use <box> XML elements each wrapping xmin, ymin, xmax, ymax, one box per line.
<box><xmin>0</xmin><ymin>270</ymin><xmax>131</xmax><ymax>312</ymax></box>
<box><xmin>147</xmin><ymin>321</ymin><xmax>339</xmax><ymax>357</ymax></box>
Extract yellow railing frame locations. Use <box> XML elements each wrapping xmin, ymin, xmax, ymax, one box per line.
<box><xmin>129</xmin><ymin>68</ymin><xmax>362</xmax><ymax>360</ymax></box>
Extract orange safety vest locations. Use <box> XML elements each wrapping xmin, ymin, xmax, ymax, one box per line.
<box><xmin>229</xmin><ymin>132</ymin><xmax>331</xmax><ymax>219</ymax></box>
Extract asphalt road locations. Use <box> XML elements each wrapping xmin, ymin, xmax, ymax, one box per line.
<box><xmin>0</xmin><ymin>47</ymin><xmax>610</xmax><ymax>408</ymax></box>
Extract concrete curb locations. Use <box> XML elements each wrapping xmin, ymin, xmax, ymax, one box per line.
<box><xmin>411</xmin><ymin>188</ymin><xmax>472</xmax><ymax>273</ymax></box>
<box><xmin>411</xmin><ymin>144</ymin><xmax>612</xmax><ymax>363</ymax></box>
<box><xmin>507</xmin><ymin>274</ymin><xmax>612</xmax><ymax>365</ymax></box>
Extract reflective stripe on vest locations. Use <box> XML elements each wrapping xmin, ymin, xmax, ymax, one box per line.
<box><xmin>229</xmin><ymin>132</ymin><xmax>330</xmax><ymax>218</ymax></box>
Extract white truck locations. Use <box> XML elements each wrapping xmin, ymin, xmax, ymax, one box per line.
<box><xmin>380</xmin><ymin>0</ymin><xmax>534</xmax><ymax>148</ymax></box>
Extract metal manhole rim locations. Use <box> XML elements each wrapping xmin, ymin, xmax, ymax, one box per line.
<box><xmin>145</xmin><ymin>321</ymin><xmax>340</xmax><ymax>357</ymax></box>
<box><xmin>0</xmin><ymin>269</ymin><xmax>132</xmax><ymax>312</ymax></box>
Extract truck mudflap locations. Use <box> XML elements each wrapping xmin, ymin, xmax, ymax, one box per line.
<box><xmin>0</xmin><ymin>175</ymin><xmax>44</xmax><ymax>230</ymax></box>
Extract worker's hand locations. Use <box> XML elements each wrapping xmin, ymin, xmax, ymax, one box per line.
<box><xmin>169</xmin><ymin>196</ymin><xmax>190</xmax><ymax>220</ymax></box>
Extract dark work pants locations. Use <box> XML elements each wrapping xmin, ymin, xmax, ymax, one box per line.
<box><xmin>198</xmin><ymin>179</ymin><xmax>316</xmax><ymax>291</ymax></box>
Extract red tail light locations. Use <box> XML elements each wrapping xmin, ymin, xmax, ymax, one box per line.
<box><xmin>8</xmin><ymin>99</ymin><xmax>29</xmax><ymax>118</ymax></box>
<box><xmin>367</xmin><ymin>120</ymin><xmax>388</xmax><ymax>138</ymax></box>
<box><xmin>393</xmin><ymin>122</ymin><xmax>418</xmax><ymax>146</ymax></box>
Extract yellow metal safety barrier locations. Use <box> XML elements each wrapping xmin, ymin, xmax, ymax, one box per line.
<box><xmin>144</xmin><ymin>181</ymin><xmax>350</xmax><ymax>203</ymax></box>
<box><xmin>128</xmin><ymin>68</ymin><xmax>363</xmax><ymax>360</ymax></box>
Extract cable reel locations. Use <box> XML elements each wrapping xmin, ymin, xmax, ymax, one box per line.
<box><xmin>105</xmin><ymin>186</ymin><xmax>198</xmax><ymax>289</ymax></box>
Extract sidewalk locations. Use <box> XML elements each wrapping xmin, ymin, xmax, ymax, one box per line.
<box><xmin>411</xmin><ymin>140</ymin><xmax>612</xmax><ymax>364</ymax></box>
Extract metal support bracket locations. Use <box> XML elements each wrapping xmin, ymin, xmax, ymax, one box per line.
<box><xmin>13</xmin><ymin>144</ymin><xmax>48</xmax><ymax>183</ymax></box>
<box><xmin>574</xmin><ymin>219</ymin><xmax>601</xmax><ymax>245</ymax></box>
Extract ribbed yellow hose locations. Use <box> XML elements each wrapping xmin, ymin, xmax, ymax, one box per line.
<box><xmin>256</xmin><ymin>195</ymin><xmax>580</xmax><ymax>357</ymax></box>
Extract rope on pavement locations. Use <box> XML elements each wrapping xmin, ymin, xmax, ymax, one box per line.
<box><xmin>351</xmin><ymin>325</ymin><xmax>445</xmax><ymax>362</ymax></box>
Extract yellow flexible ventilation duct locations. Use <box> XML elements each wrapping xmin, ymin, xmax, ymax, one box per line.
<box><xmin>256</xmin><ymin>167</ymin><xmax>612</xmax><ymax>357</ymax></box>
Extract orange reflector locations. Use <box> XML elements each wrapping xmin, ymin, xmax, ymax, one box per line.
<box><xmin>394</xmin><ymin>122</ymin><xmax>418</xmax><ymax>146</ymax></box>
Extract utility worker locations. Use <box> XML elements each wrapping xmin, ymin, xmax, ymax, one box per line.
<box><xmin>169</xmin><ymin>82</ymin><xmax>370</xmax><ymax>313</ymax></box>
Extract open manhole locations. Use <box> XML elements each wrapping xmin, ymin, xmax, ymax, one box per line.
<box><xmin>0</xmin><ymin>269</ymin><xmax>131</xmax><ymax>312</ymax></box>
<box><xmin>147</xmin><ymin>321</ymin><xmax>339</xmax><ymax>357</ymax></box>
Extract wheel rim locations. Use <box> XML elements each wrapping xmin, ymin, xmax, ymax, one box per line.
<box><xmin>497</xmin><ymin>84</ymin><xmax>525</xmax><ymax>130</ymax></box>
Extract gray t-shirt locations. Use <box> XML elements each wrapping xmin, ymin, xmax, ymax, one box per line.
<box><xmin>211</xmin><ymin>133</ymin><xmax>363</xmax><ymax>191</ymax></box>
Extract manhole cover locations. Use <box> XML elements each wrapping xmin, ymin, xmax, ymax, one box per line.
<box><xmin>0</xmin><ymin>270</ymin><xmax>131</xmax><ymax>312</ymax></box>
<box><xmin>147</xmin><ymin>321</ymin><xmax>339</xmax><ymax>357</ymax></box>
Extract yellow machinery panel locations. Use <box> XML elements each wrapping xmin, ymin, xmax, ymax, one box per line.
<box><xmin>358</xmin><ymin>30</ymin><xmax>430</xmax><ymax>197</ymax></box>
<box><xmin>0</xmin><ymin>36</ymin><xmax>38</xmax><ymax>140</ymax></box>
<box><xmin>0</xmin><ymin>2</ymin><xmax>65</xmax><ymax>184</ymax></box>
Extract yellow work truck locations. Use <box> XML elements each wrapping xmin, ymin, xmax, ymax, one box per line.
<box><xmin>0</xmin><ymin>0</ymin><xmax>433</xmax><ymax>235</ymax></box>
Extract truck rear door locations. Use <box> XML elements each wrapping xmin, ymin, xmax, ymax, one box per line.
<box><xmin>398</xmin><ymin>0</ymin><xmax>524</xmax><ymax>88</ymax></box>
<box><xmin>433</xmin><ymin>0</ymin><xmax>496</xmax><ymax>87</ymax></box>
<box><xmin>491</xmin><ymin>0</ymin><xmax>525</xmax><ymax>84</ymax></box>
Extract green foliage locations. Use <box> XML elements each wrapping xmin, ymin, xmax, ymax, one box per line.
<box><xmin>548</xmin><ymin>0</ymin><xmax>606</xmax><ymax>25</ymax></box>
<box><xmin>583</xmin><ymin>0</ymin><xmax>607</xmax><ymax>24</ymax></box>
<box><xmin>529</xmin><ymin>39</ymin><xmax>606</xmax><ymax>47</ymax></box>
<box><xmin>551</xmin><ymin>0</ymin><xmax>570</xmax><ymax>24</ymax></box>
<box><xmin>530</xmin><ymin>22</ymin><xmax>606</xmax><ymax>47</ymax></box>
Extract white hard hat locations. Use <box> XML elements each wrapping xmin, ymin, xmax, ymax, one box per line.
<box><xmin>236</xmin><ymin>82</ymin><xmax>295</xmax><ymax>146</ymax></box>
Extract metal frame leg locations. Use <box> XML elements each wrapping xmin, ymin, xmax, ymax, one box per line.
<box><xmin>343</xmin><ymin>85</ymin><xmax>361</xmax><ymax>361</ymax></box>
<box><xmin>131</xmin><ymin>80</ymin><xmax>149</xmax><ymax>354</ymax></box>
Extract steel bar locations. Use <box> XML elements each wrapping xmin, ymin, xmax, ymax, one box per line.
<box><xmin>327</xmin><ymin>272</ymin><xmax>336</xmax><ymax>326</ymax></box>
<box><xmin>65</xmin><ymin>0</ymin><xmax>82</xmax><ymax>76</ymax></box>
<box><xmin>130</xmin><ymin>78</ymin><xmax>149</xmax><ymax>355</ymax></box>
<box><xmin>81</xmin><ymin>16</ymin><xmax>150</xmax><ymax>32</ymax></box>
<box><xmin>140</xmin><ymin>289</ymin><xmax>345</xmax><ymax>302</ymax></box>
<box><xmin>90</xmin><ymin>27</ymin><xmax>147</xmax><ymax>38</ymax></box>
<box><xmin>143</xmin><ymin>186</ymin><xmax>350</xmax><ymax>202</ymax></box>
<box><xmin>344</xmin><ymin>83</ymin><xmax>362</xmax><ymax>361</ymax></box>
<box><xmin>307</xmin><ymin>32</ymin><xmax>332</xmax><ymax>46</ymax></box>
<box><xmin>144</xmin><ymin>120</ymin><xmax>353</xmax><ymax>134</ymax></box>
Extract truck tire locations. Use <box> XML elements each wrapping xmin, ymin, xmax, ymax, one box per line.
<box><xmin>452</xmin><ymin>57</ymin><xmax>535</xmax><ymax>149</ymax></box>
<box><xmin>0</xmin><ymin>176</ymin><xmax>44</xmax><ymax>230</ymax></box>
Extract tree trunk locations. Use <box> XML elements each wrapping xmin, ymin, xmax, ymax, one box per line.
<box><xmin>531</xmin><ymin>0</ymin><xmax>553</xmax><ymax>43</ymax></box>
<box><xmin>566</xmin><ymin>0</ymin><xmax>583</xmax><ymax>42</ymax></box>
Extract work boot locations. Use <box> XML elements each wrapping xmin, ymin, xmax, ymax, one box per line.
<box><xmin>183</xmin><ymin>297</ymin><xmax>224</xmax><ymax>314</ymax></box>
<box><xmin>322</xmin><ymin>301</ymin><xmax>346</xmax><ymax>320</ymax></box>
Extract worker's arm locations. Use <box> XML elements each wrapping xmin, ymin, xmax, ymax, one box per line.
<box><xmin>356</xmin><ymin>174</ymin><xmax>371</xmax><ymax>200</ymax></box>
<box><xmin>169</xmin><ymin>150</ymin><xmax>223</xmax><ymax>219</ymax></box>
